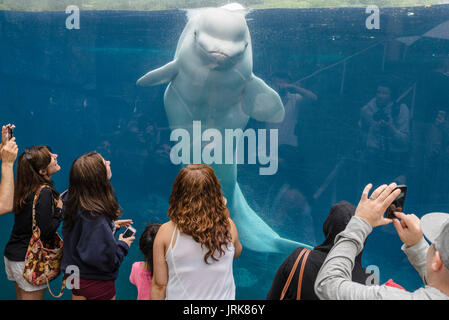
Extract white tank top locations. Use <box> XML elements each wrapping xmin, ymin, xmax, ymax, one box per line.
<box><xmin>165</xmin><ymin>226</ymin><xmax>236</xmax><ymax>300</ymax></box>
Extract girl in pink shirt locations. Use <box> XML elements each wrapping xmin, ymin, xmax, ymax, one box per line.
<box><xmin>129</xmin><ymin>223</ymin><xmax>161</xmax><ymax>300</ymax></box>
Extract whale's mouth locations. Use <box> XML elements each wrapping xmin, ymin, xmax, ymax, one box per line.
<box><xmin>208</xmin><ymin>51</ymin><xmax>229</xmax><ymax>59</ymax></box>
<box><xmin>197</xmin><ymin>40</ymin><xmax>232</xmax><ymax>64</ymax></box>
<box><xmin>199</xmin><ymin>44</ymin><xmax>229</xmax><ymax>62</ymax></box>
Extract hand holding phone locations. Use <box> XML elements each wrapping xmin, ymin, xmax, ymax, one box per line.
<box><xmin>7</xmin><ymin>127</ymin><xmax>13</xmax><ymax>141</ymax></box>
<box><xmin>4</xmin><ymin>125</ymin><xmax>13</xmax><ymax>141</ymax></box>
<box><xmin>385</xmin><ymin>185</ymin><xmax>407</xmax><ymax>219</ymax></box>
<box><xmin>2</xmin><ymin>124</ymin><xmax>14</xmax><ymax>145</ymax></box>
<box><xmin>119</xmin><ymin>225</ymin><xmax>136</xmax><ymax>248</ymax></box>
<box><xmin>0</xmin><ymin>137</ymin><xmax>18</xmax><ymax>163</ymax></box>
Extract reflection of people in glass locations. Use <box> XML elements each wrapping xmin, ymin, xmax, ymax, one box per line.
<box><xmin>267</xmin><ymin>72</ymin><xmax>317</xmax><ymax>148</ymax></box>
<box><xmin>427</xmin><ymin>110</ymin><xmax>449</xmax><ymax>159</ymax></box>
<box><xmin>262</xmin><ymin>145</ymin><xmax>315</xmax><ymax>245</ymax></box>
<box><xmin>430</xmin><ymin>58</ymin><xmax>449</xmax><ymax>115</ymax></box>
<box><xmin>416</xmin><ymin>57</ymin><xmax>449</xmax><ymax>123</ymax></box>
<box><xmin>263</xmin><ymin>73</ymin><xmax>317</xmax><ymax>244</ymax></box>
<box><xmin>424</xmin><ymin>108</ymin><xmax>449</xmax><ymax>205</ymax></box>
<box><xmin>358</xmin><ymin>82</ymin><xmax>410</xmax><ymax>185</ymax></box>
<box><xmin>435</xmin><ymin>57</ymin><xmax>449</xmax><ymax>76</ymax></box>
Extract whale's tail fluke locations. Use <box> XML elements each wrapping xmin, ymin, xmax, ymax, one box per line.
<box><xmin>230</xmin><ymin>183</ymin><xmax>313</xmax><ymax>254</ymax></box>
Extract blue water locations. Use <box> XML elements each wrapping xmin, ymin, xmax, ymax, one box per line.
<box><xmin>1</xmin><ymin>5</ymin><xmax>448</xmax><ymax>299</ymax></box>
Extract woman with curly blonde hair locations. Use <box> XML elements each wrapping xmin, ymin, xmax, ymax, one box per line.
<box><xmin>152</xmin><ymin>164</ymin><xmax>242</xmax><ymax>300</ymax></box>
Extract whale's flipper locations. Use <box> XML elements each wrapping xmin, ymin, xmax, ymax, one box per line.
<box><xmin>242</xmin><ymin>75</ymin><xmax>285</xmax><ymax>123</ymax></box>
<box><xmin>137</xmin><ymin>60</ymin><xmax>179</xmax><ymax>87</ymax></box>
<box><xmin>231</xmin><ymin>183</ymin><xmax>313</xmax><ymax>253</ymax></box>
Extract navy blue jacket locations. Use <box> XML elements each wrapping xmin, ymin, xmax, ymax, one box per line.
<box><xmin>61</xmin><ymin>210</ymin><xmax>129</xmax><ymax>281</ymax></box>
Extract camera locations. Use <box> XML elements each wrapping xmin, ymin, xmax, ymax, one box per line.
<box><xmin>373</xmin><ymin>108</ymin><xmax>389</xmax><ymax>122</ymax></box>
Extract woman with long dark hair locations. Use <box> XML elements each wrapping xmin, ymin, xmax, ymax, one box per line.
<box><xmin>61</xmin><ymin>152</ymin><xmax>134</xmax><ymax>300</ymax></box>
<box><xmin>4</xmin><ymin>145</ymin><xmax>62</xmax><ymax>300</ymax></box>
<box><xmin>152</xmin><ymin>164</ymin><xmax>242</xmax><ymax>300</ymax></box>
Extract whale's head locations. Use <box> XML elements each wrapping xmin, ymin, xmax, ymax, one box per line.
<box><xmin>187</xmin><ymin>6</ymin><xmax>250</xmax><ymax>69</ymax></box>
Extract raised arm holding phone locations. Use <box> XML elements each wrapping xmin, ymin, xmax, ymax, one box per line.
<box><xmin>314</xmin><ymin>182</ymin><xmax>449</xmax><ymax>300</ymax></box>
<box><xmin>0</xmin><ymin>124</ymin><xmax>18</xmax><ymax>215</ymax></box>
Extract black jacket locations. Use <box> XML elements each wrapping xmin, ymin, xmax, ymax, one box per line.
<box><xmin>4</xmin><ymin>187</ymin><xmax>63</xmax><ymax>261</ymax></box>
<box><xmin>267</xmin><ymin>201</ymin><xmax>374</xmax><ymax>300</ymax></box>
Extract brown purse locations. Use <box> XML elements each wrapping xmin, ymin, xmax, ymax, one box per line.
<box><xmin>280</xmin><ymin>248</ymin><xmax>311</xmax><ymax>300</ymax></box>
<box><xmin>22</xmin><ymin>185</ymin><xmax>66</xmax><ymax>297</ymax></box>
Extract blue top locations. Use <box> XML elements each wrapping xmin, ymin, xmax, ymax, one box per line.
<box><xmin>61</xmin><ymin>209</ymin><xmax>129</xmax><ymax>281</ymax></box>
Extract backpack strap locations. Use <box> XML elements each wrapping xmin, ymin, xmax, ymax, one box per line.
<box><xmin>280</xmin><ymin>248</ymin><xmax>308</xmax><ymax>300</ymax></box>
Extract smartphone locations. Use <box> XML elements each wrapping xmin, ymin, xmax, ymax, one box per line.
<box><xmin>7</xmin><ymin>127</ymin><xmax>13</xmax><ymax>141</ymax></box>
<box><xmin>385</xmin><ymin>185</ymin><xmax>407</xmax><ymax>219</ymax></box>
<box><xmin>122</xmin><ymin>225</ymin><xmax>136</xmax><ymax>239</ymax></box>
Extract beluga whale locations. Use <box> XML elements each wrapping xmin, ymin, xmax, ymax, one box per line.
<box><xmin>137</xmin><ymin>3</ymin><xmax>312</xmax><ymax>253</ymax></box>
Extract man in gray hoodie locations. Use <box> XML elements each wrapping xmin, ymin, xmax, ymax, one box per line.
<box><xmin>314</xmin><ymin>182</ymin><xmax>449</xmax><ymax>300</ymax></box>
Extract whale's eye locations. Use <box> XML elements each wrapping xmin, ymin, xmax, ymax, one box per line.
<box><xmin>194</xmin><ymin>30</ymin><xmax>198</xmax><ymax>38</ymax></box>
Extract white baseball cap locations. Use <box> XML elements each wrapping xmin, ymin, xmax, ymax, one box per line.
<box><xmin>421</xmin><ymin>212</ymin><xmax>449</xmax><ymax>269</ymax></box>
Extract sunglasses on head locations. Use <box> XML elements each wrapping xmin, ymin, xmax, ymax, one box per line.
<box><xmin>24</xmin><ymin>146</ymin><xmax>52</xmax><ymax>165</ymax></box>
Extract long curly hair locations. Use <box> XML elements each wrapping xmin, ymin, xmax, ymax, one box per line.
<box><xmin>168</xmin><ymin>164</ymin><xmax>232</xmax><ymax>264</ymax></box>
